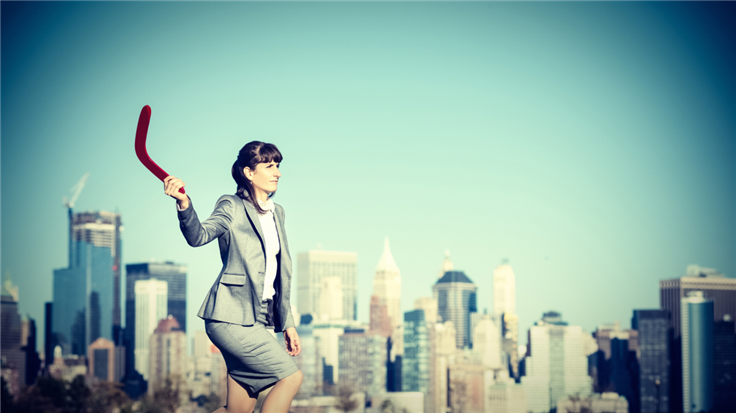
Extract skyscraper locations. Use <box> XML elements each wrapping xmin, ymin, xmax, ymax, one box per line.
<box><xmin>125</xmin><ymin>262</ymin><xmax>187</xmax><ymax>376</ymax></box>
<box><xmin>433</xmin><ymin>271</ymin><xmax>477</xmax><ymax>349</ymax></box>
<box><xmin>70</xmin><ymin>211</ymin><xmax>123</xmax><ymax>342</ymax></box>
<box><xmin>88</xmin><ymin>337</ymin><xmax>124</xmax><ymax>382</ymax></box>
<box><xmin>660</xmin><ymin>265</ymin><xmax>736</xmax><ymax>338</ymax></box>
<box><xmin>632</xmin><ymin>310</ymin><xmax>671</xmax><ymax>413</ymax></box>
<box><xmin>521</xmin><ymin>312</ymin><xmax>594</xmax><ymax>413</ymax></box>
<box><xmin>471</xmin><ymin>312</ymin><xmax>503</xmax><ymax>370</ymax></box>
<box><xmin>681</xmin><ymin>291</ymin><xmax>714</xmax><ymax>413</ymax></box>
<box><xmin>134</xmin><ymin>279</ymin><xmax>168</xmax><ymax>380</ymax></box>
<box><xmin>297</xmin><ymin>250</ymin><xmax>357</xmax><ymax>321</ymax></box>
<box><xmin>1</xmin><ymin>277</ymin><xmax>25</xmax><ymax>395</ymax></box>
<box><xmin>373</xmin><ymin>238</ymin><xmax>402</xmax><ymax>358</ymax></box>
<box><xmin>53</xmin><ymin>236</ymin><xmax>113</xmax><ymax>355</ymax></box>
<box><xmin>493</xmin><ymin>264</ymin><xmax>520</xmax><ymax>379</ymax></box>
<box><xmin>374</xmin><ymin>238</ymin><xmax>402</xmax><ymax>327</ymax></box>
<box><xmin>403</xmin><ymin>309</ymin><xmax>430</xmax><ymax>395</ymax></box>
<box><xmin>338</xmin><ymin>328</ymin><xmax>387</xmax><ymax>398</ymax></box>
<box><xmin>714</xmin><ymin>315</ymin><xmax>736</xmax><ymax>413</ymax></box>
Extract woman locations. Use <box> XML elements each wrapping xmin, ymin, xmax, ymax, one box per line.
<box><xmin>164</xmin><ymin>141</ymin><xmax>303</xmax><ymax>413</ymax></box>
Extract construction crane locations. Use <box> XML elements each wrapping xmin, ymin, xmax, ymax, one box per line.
<box><xmin>64</xmin><ymin>173</ymin><xmax>89</xmax><ymax>267</ymax></box>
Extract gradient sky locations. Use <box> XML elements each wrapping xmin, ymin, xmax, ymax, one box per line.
<box><xmin>2</xmin><ymin>1</ymin><xmax>734</xmax><ymax>354</ymax></box>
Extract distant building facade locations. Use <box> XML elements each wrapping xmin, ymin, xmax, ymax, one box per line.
<box><xmin>660</xmin><ymin>265</ymin><xmax>736</xmax><ymax>338</ymax></box>
<box><xmin>338</xmin><ymin>328</ymin><xmax>386</xmax><ymax>398</ymax></box>
<box><xmin>148</xmin><ymin>316</ymin><xmax>186</xmax><ymax>394</ymax></box>
<box><xmin>681</xmin><ymin>291</ymin><xmax>714</xmax><ymax>413</ymax></box>
<box><xmin>297</xmin><ymin>250</ymin><xmax>357</xmax><ymax>323</ymax></box>
<box><xmin>632</xmin><ymin>309</ymin><xmax>671</xmax><ymax>413</ymax></box>
<box><xmin>88</xmin><ymin>337</ymin><xmax>124</xmax><ymax>382</ymax></box>
<box><xmin>433</xmin><ymin>271</ymin><xmax>477</xmax><ymax>349</ymax></box>
<box><xmin>521</xmin><ymin>312</ymin><xmax>594</xmax><ymax>413</ymax></box>
<box><xmin>134</xmin><ymin>279</ymin><xmax>168</xmax><ymax>380</ymax></box>
<box><xmin>125</xmin><ymin>262</ymin><xmax>186</xmax><ymax>376</ymax></box>
<box><xmin>714</xmin><ymin>315</ymin><xmax>736</xmax><ymax>413</ymax></box>
<box><xmin>1</xmin><ymin>278</ymin><xmax>26</xmax><ymax>395</ymax></box>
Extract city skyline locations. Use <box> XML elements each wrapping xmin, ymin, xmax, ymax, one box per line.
<box><xmin>2</xmin><ymin>1</ymin><xmax>734</xmax><ymax>353</ymax></box>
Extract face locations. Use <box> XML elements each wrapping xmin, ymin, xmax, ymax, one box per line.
<box><xmin>245</xmin><ymin>161</ymin><xmax>281</xmax><ymax>196</ymax></box>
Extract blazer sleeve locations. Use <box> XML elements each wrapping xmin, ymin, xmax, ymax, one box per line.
<box><xmin>177</xmin><ymin>195</ymin><xmax>235</xmax><ymax>247</ymax></box>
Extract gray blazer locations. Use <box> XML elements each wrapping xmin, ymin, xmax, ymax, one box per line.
<box><xmin>177</xmin><ymin>194</ymin><xmax>295</xmax><ymax>332</ymax></box>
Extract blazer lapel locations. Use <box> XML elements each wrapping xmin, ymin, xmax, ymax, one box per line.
<box><xmin>241</xmin><ymin>198</ymin><xmax>266</xmax><ymax>252</ymax></box>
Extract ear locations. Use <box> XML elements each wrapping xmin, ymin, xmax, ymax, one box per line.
<box><xmin>244</xmin><ymin>166</ymin><xmax>253</xmax><ymax>179</ymax></box>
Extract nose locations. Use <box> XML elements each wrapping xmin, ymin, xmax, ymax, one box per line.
<box><xmin>274</xmin><ymin>167</ymin><xmax>281</xmax><ymax>178</ymax></box>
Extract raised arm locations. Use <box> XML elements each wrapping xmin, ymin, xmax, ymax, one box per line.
<box><xmin>164</xmin><ymin>176</ymin><xmax>234</xmax><ymax>247</ymax></box>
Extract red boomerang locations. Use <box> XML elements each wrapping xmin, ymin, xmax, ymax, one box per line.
<box><xmin>134</xmin><ymin>105</ymin><xmax>185</xmax><ymax>194</ymax></box>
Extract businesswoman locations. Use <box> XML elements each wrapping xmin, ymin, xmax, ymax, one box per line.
<box><xmin>163</xmin><ymin>141</ymin><xmax>302</xmax><ymax>413</ymax></box>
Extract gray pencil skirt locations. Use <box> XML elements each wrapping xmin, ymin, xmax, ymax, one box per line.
<box><xmin>204</xmin><ymin>299</ymin><xmax>299</xmax><ymax>396</ymax></box>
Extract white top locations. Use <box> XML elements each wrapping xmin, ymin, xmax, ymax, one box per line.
<box><xmin>257</xmin><ymin>198</ymin><xmax>280</xmax><ymax>301</ymax></box>
<box><xmin>177</xmin><ymin>197</ymin><xmax>279</xmax><ymax>301</ymax></box>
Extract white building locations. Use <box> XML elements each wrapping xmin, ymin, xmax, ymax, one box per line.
<box><xmin>373</xmin><ymin>237</ymin><xmax>402</xmax><ymax>357</ymax></box>
<box><xmin>297</xmin><ymin>250</ymin><xmax>357</xmax><ymax>322</ymax></box>
<box><xmin>487</xmin><ymin>371</ymin><xmax>527</xmax><ymax>413</ymax></box>
<box><xmin>521</xmin><ymin>312</ymin><xmax>594</xmax><ymax>413</ymax></box>
<box><xmin>493</xmin><ymin>264</ymin><xmax>516</xmax><ymax>316</ymax></box>
<box><xmin>320</xmin><ymin>276</ymin><xmax>344</xmax><ymax>321</ymax></box>
<box><xmin>471</xmin><ymin>313</ymin><xmax>503</xmax><ymax>369</ymax></box>
<box><xmin>134</xmin><ymin>279</ymin><xmax>167</xmax><ymax>379</ymax></box>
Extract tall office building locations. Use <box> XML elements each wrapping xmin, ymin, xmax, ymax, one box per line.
<box><xmin>53</xmin><ymin>236</ymin><xmax>114</xmax><ymax>355</ymax></box>
<box><xmin>433</xmin><ymin>271</ymin><xmax>477</xmax><ymax>349</ymax></box>
<box><xmin>493</xmin><ymin>264</ymin><xmax>516</xmax><ymax>316</ymax></box>
<box><xmin>403</xmin><ymin>309</ymin><xmax>430</xmax><ymax>395</ymax></box>
<box><xmin>297</xmin><ymin>250</ymin><xmax>357</xmax><ymax>321</ymax></box>
<box><xmin>21</xmin><ymin>317</ymin><xmax>41</xmax><ymax>386</ymax></box>
<box><xmin>373</xmin><ymin>238</ymin><xmax>402</xmax><ymax>358</ymax></box>
<box><xmin>134</xmin><ymin>279</ymin><xmax>168</xmax><ymax>380</ymax></box>
<box><xmin>433</xmin><ymin>320</ymin><xmax>457</xmax><ymax>413</ymax></box>
<box><xmin>681</xmin><ymin>291</ymin><xmax>714</xmax><ymax>413</ymax></box>
<box><xmin>312</xmin><ymin>319</ymin><xmax>361</xmax><ymax>384</ymax></box>
<box><xmin>1</xmin><ymin>277</ymin><xmax>25</xmax><ymax>395</ymax></box>
<box><xmin>148</xmin><ymin>316</ymin><xmax>186</xmax><ymax>394</ymax></box>
<box><xmin>714</xmin><ymin>315</ymin><xmax>736</xmax><ymax>413</ymax></box>
<box><xmin>493</xmin><ymin>264</ymin><xmax>520</xmax><ymax>379</ymax></box>
<box><xmin>70</xmin><ymin>211</ymin><xmax>123</xmax><ymax>342</ymax></box>
<box><xmin>660</xmin><ymin>265</ymin><xmax>736</xmax><ymax>338</ymax></box>
<box><xmin>369</xmin><ymin>295</ymin><xmax>392</xmax><ymax>337</ymax></box>
<box><xmin>373</xmin><ymin>237</ymin><xmax>402</xmax><ymax>328</ymax></box>
<box><xmin>125</xmin><ymin>262</ymin><xmax>187</xmax><ymax>376</ymax></box>
<box><xmin>632</xmin><ymin>310</ymin><xmax>671</xmax><ymax>413</ymax></box>
<box><xmin>471</xmin><ymin>312</ymin><xmax>503</xmax><ymax>370</ymax></box>
<box><xmin>319</xmin><ymin>276</ymin><xmax>343</xmax><ymax>321</ymax></box>
<box><xmin>338</xmin><ymin>328</ymin><xmax>387</xmax><ymax>398</ymax></box>
<box><xmin>521</xmin><ymin>312</ymin><xmax>594</xmax><ymax>413</ymax></box>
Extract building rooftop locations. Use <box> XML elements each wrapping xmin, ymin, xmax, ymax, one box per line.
<box><xmin>436</xmin><ymin>271</ymin><xmax>473</xmax><ymax>284</ymax></box>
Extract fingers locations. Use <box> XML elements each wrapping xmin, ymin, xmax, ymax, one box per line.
<box><xmin>284</xmin><ymin>330</ymin><xmax>301</xmax><ymax>357</ymax></box>
<box><xmin>163</xmin><ymin>176</ymin><xmax>186</xmax><ymax>200</ymax></box>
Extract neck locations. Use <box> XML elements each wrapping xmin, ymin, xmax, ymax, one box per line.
<box><xmin>254</xmin><ymin>189</ymin><xmax>270</xmax><ymax>203</ymax></box>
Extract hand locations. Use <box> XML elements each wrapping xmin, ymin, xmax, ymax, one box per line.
<box><xmin>284</xmin><ymin>327</ymin><xmax>301</xmax><ymax>356</ymax></box>
<box><xmin>163</xmin><ymin>176</ymin><xmax>189</xmax><ymax>209</ymax></box>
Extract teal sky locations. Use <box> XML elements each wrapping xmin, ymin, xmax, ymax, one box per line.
<box><xmin>2</xmin><ymin>1</ymin><xmax>734</xmax><ymax>353</ymax></box>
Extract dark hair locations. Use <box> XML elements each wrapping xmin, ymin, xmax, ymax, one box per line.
<box><xmin>231</xmin><ymin>141</ymin><xmax>283</xmax><ymax>214</ymax></box>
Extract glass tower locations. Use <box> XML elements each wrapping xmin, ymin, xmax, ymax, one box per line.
<box><xmin>53</xmin><ymin>240</ymin><xmax>113</xmax><ymax>356</ymax></box>
<box><xmin>433</xmin><ymin>271</ymin><xmax>477</xmax><ymax>349</ymax></box>
<box><xmin>681</xmin><ymin>291</ymin><xmax>714</xmax><ymax>413</ymax></box>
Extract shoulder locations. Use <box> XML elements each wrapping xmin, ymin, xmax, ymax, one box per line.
<box><xmin>274</xmin><ymin>202</ymin><xmax>285</xmax><ymax>218</ymax></box>
<box><xmin>214</xmin><ymin>194</ymin><xmax>241</xmax><ymax>212</ymax></box>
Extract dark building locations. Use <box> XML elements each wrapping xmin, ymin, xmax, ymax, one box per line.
<box><xmin>660</xmin><ymin>266</ymin><xmax>736</xmax><ymax>338</ymax></box>
<box><xmin>1</xmin><ymin>279</ymin><xmax>26</xmax><ymax>395</ymax></box>
<box><xmin>433</xmin><ymin>271</ymin><xmax>477</xmax><ymax>349</ymax></box>
<box><xmin>44</xmin><ymin>302</ymin><xmax>55</xmax><ymax>368</ymax></box>
<box><xmin>632</xmin><ymin>310</ymin><xmax>671</xmax><ymax>413</ymax></box>
<box><xmin>714</xmin><ymin>316</ymin><xmax>736</xmax><ymax>413</ymax></box>
<box><xmin>21</xmin><ymin>318</ymin><xmax>41</xmax><ymax>386</ymax></box>
<box><xmin>124</xmin><ymin>262</ymin><xmax>187</xmax><ymax>376</ymax></box>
